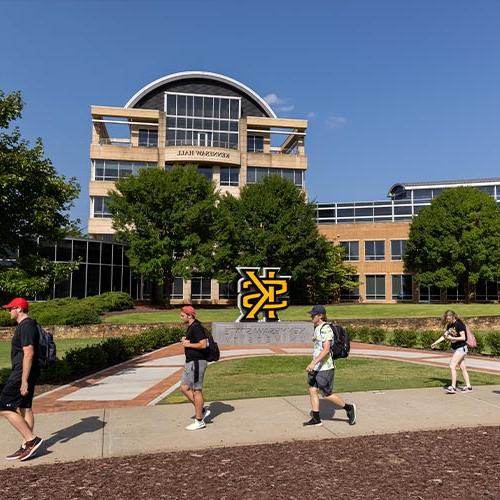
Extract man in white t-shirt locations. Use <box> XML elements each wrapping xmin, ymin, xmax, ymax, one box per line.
<box><xmin>303</xmin><ymin>305</ymin><xmax>357</xmax><ymax>427</ymax></box>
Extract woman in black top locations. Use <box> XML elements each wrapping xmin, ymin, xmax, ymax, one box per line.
<box><xmin>431</xmin><ymin>310</ymin><xmax>472</xmax><ymax>393</ymax></box>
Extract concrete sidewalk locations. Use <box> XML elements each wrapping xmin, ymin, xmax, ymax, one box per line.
<box><xmin>2</xmin><ymin>384</ymin><xmax>499</xmax><ymax>469</ymax></box>
<box><xmin>31</xmin><ymin>343</ymin><xmax>500</xmax><ymax>414</ymax></box>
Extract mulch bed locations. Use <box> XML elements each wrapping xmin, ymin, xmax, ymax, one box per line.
<box><xmin>0</xmin><ymin>426</ymin><xmax>498</xmax><ymax>499</ymax></box>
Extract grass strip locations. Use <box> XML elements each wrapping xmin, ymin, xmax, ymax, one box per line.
<box><xmin>159</xmin><ymin>356</ymin><xmax>500</xmax><ymax>404</ymax></box>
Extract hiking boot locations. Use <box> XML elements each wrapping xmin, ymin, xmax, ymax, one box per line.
<box><xmin>185</xmin><ymin>419</ymin><xmax>206</xmax><ymax>431</ymax></box>
<box><xmin>5</xmin><ymin>446</ymin><xmax>25</xmax><ymax>461</ymax></box>
<box><xmin>303</xmin><ymin>417</ymin><xmax>322</xmax><ymax>427</ymax></box>
<box><xmin>445</xmin><ymin>386</ymin><xmax>457</xmax><ymax>394</ymax></box>
<box><xmin>18</xmin><ymin>437</ymin><xmax>43</xmax><ymax>461</ymax></box>
<box><xmin>461</xmin><ymin>386</ymin><xmax>472</xmax><ymax>392</ymax></box>
<box><xmin>346</xmin><ymin>403</ymin><xmax>357</xmax><ymax>425</ymax></box>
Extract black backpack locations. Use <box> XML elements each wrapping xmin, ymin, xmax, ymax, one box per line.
<box><xmin>323</xmin><ymin>323</ymin><xmax>350</xmax><ymax>359</ymax></box>
<box><xmin>197</xmin><ymin>322</ymin><xmax>220</xmax><ymax>362</ymax></box>
<box><xmin>36</xmin><ymin>323</ymin><xmax>57</xmax><ymax>368</ymax></box>
<box><xmin>205</xmin><ymin>334</ymin><xmax>220</xmax><ymax>362</ymax></box>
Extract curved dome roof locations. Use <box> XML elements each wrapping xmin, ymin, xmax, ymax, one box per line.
<box><xmin>125</xmin><ymin>71</ymin><xmax>277</xmax><ymax>118</ymax></box>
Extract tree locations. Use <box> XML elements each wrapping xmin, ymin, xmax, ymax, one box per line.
<box><xmin>404</xmin><ymin>187</ymin><xmax>500</xmax><ymax>302</ymax></box>
<box><xmin>213</xmin><ymin>175</ymin><xmax>357</xmax><ymax>303</ymax></box>
<box><xmin>107</xmin><ymin>165</ymin><xmax>218</xmax><ymax>304</ymax></box>
<box><xmin>0</xmin><ymin>90</ymin><xmax>80</xmax><ymax>298</ymax></box>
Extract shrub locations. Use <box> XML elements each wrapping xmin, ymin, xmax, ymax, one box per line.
<box><xmin>0</xmin><ymin>310</ymin><xmax>15</xmax><ymax>327</ymax></box>
<box><xmin>354</xmin><ymin>326</ymin><xmax>372</xmax><ymax>343</ymax></box>
<box><xmin>101</xmin><ymin>337</ymin><xmax>133</xmax><ymax>364</ymax></box>
<box><xmin>31</xmin><ymin>303</ymin><xmax>101</xmax><ymax>326</ymax></box>
<box><xmin>370</xmin><ymin>328</ymin><xmax>385</xmax><ymax>344</ymax></box>
<box><xmin>65</xmin><ymin>344</ymin><xmax>109</xmax><ymax>376</ymax></box>
<box><xmin>486</xmin><ymin>331</ymin><xmax>500</xmax><ymax>356</ymax></box>
<box><xmin>419</xmin><ymin>330</ymin><xmax>436</xmax><ymax>349</ymax></box>
<box><xmin>83</xmin><ymin>292</ymin><xmax>134</xmax><ymax>314</ymax></box>
<box><xmin>391</xmin><ymin>329</ymin><xmax>418</xmax><ymax>348</ymax></box>
<box><xmin>39</xmin><ymin>359</ymin><xmax>71</xmax><ymax>384</ymax></box>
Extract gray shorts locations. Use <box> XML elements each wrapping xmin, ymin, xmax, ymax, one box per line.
<box><xmin>181</xmin><ymin>360</ymin><xmax>208</xmax><ymax>390</ymax></box>
<box><xmin>307</xmin><ymin>369</ymin><xmax>334</xmax><ymax>397</ymax></box>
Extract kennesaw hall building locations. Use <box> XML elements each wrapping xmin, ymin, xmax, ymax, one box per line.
<box><xmin>88</xmin><ymin>71</ymin><xmax>308</xmax><ymax>303</ymax></box>
<box><xmin>316</xmin><ymin>178</ymin><xmax>500</xmax><ymax>304</ymax></box>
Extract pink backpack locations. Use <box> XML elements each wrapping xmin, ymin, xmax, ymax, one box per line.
<box><xmin>465</xmin><ymin>325</ymin><xmax>477</xmax><ymax>349</ymax></box>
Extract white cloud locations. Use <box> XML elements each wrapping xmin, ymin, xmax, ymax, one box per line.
<box><xmin>264</xmin><ymin>93</ymin><xmax>294</xmax><ymax>112</ymax></box>
<box><xmin>307</xmin><ymin>111</ymin><xmax>317</xmax><ymax>119</ymax></box>
<box><xmin>326</xmin><ymin>115</ymin><xmax>347</xmax><ymax>129</ymax></box>
<box><xmin>263</xmin><ymin>93</ymin><xmax>285</xmax><ymax>105</ymax></box>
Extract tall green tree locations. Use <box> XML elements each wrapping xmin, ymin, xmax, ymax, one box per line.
<box><xmin>107</xmin><ymin>165</ymin><xmax>218</xmax><ymax>304</ymax></box>
<box><xmin>404</xmin><ymin>187</ymin><xmax>500</xmax><ymax>302</ymax></box>
<box><xmin>0</xmin><ymin>90</ymin><xmax>80</xmax><ymax>298</ymax></box>
<box><xmin>213</xmin><ymin>175</ymin><xmax>357</xmax><ymax>303</ymax></box>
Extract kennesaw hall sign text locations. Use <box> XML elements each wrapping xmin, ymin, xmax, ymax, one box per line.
<box><xmin>165</xmin><ymin>147</ymin><xmax>240</xmax><ymax>164</ymax></box>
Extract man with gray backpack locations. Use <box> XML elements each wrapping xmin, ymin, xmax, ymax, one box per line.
<box><xmin>0</xmin><ymin>297</ymin><xmax>44</xmax><ymax>461</ymax></box>
<box><xmin>303</xmin><ymin>305</ymin><xmax>357</xmax><ymax>427</ymax></box>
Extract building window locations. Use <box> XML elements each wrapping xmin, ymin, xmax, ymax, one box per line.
<box><xmin>219</xmin><ymin>280</ymin><xmax>238</xmax><ymax>299</ymax></box>
<box><xmin>476</xmin><ymin>280</ymin><xmax>498</xmax><ymax>302</ymax></box>
<box><xmin>91</xmin><ymin>196</ymin><xmax>112</xmax><ymax>218</ymax></box>
<box><xmin>392</xmin><ymin>275</ymin><xmax>413</xmax><ymax>301</ymax></box>
<box><xmin>191</xmin><ymin>277</ymin><xmax>211</xmax><ymax>299</ymax></box>
<box><xmin>138</xmin><ymin>128</ymin><xmax>158</xmax><ymax>147</ymax></box>
<box><xmin>247</xmin><ymin>167</ymin><xmax>304</xmax><ymax>187</ymax></box>
<box><xmin>365</xmin><ymin>240</ymin><xmax>385</xmax><ymax>261</ymax></box>
<box><xmin>197</xmin><ymin>166</ymin><xmax>213</xmax><ymax>181</ymax></box>
<box><xmin>220</xmin><ymin>166</ymin><xmax>239</xmax><ymax>186</ymax></box>
<box><xmin>171</xmin><ymin>277</ymin><xmax>184</xmax><ymax>299</ymax></box>
<box><xmin>366</xmin><ymin>275</ymin><xmax>385</xmax><ymax>301</ymax></box>
<box><xmin>165</xmin><ymin>92</ymin><xmax>240</xmax><ymax>149</ymax></box>
<box><xmin>419</xmin><ymin>285</ymin><xmax>441</xmax><ymax>303</ymax></box>
<box><xmin>340</xmin><ymin>275</ymin><xmax>360</xmax><ymax>302</ymax></box>
<box><xmin>340</xmin><ymin>241</ymin><xmax>359</xmax><ymax>261</ymax></box>
<box><xmin>247</xmin><ymin>135</ymin><xmax>264</xmax><ymax>152</ymax></box>
<box><xmin>92</xmin><ymin>160</ymin><xmax>156</xmax><ymax>181</ymax></box>
<box><xmin>391</xmin><ymin>240</ymin><xmax>407</xmax><ymax>260</ymax></box>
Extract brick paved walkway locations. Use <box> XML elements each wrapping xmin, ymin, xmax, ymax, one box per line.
<box><xmin>32</xmin><ymin>342</ymin><xmax>500</xmax><ymax>414</ymax></box>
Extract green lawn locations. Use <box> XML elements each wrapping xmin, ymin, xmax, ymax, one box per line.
<box><xmin>105</xmin><ymin>303</ymin><xmax>500</xmax><ymax>324</ymax></box>
<box><xmin>0</xmin><ymin>338</ymin><xmax>103</xmax><ymax>369</ymax></box>
<box><xmin>159</xmin><ymin>356</ymin><xmax>500</xmax><ymax>404</ymax></box>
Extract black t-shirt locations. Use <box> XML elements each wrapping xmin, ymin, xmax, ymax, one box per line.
<box><xmin>11</xmin><ymin>317</ymin><xmax>39</xmax><ymax>372</ymax></box>
<box><xmin>446</xmin><ymin>319</ymin><xmax>467</xmax><ymax>350</ymax></box>
<box><xmin>184</xmin><ymin>320</ymin><xmax>208</xmax><ymax>362</ymax></box>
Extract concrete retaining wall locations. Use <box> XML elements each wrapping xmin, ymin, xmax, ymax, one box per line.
<box><xmin>1</xmin><ymin>316</ymin><xmax>500</xmax><ymax>340</ymax></box>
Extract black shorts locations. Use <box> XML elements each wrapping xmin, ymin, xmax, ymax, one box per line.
<box><xmin>0</xmin><ymin>369</ymin><xmax>38</xmax><ymax>412</ymax></box>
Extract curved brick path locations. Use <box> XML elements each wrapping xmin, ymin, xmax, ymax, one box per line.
<box><xmin>32</xmin><ymin>342</ymin><xmax>500</xmax><ymax>414</ymax></box>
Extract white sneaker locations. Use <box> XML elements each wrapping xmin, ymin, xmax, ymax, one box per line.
<box><xmin>203</xmin><ymin>407</ymin><xmax>211</xmax><ymax>421</ymax></box>
<box><xmin>185</xmin><ymin>419</ymin><xmax>206</xmax><ymax>431</ymax></box>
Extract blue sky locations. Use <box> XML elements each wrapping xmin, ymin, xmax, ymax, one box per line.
<box><xmin>2</xmin><ymin>0</ymin><xmax>500</xmax><ymax>230</ymax></box>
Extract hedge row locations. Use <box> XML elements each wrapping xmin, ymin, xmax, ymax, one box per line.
<box><xmin>40</xmin><ymin>326</ymin><xmax>184</xmax><ymax>383</ymax></box>
<box><xmin>347</xmin><ymin>326</ymin><xmax>500</xmax><ymax>355</ymax></box>
<box><xmin>0</xmin><ymin>292</ymin><xmax>134</xmax><ymax>327</ymax></box>
<box><xmin>0</xmin><ymin>326</ymin><xmax>183</xmax><ymax>386</ymax></box>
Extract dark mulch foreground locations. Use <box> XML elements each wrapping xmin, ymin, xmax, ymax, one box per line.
<box><xmin>1</xmin><ymin>426</ymin><xmax>498</xmax><ymax>499</ymax></box>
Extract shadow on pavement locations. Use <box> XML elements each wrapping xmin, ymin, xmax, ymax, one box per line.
<box><xmin>37</xmin><ymin>416</ymin><xmax>105</xmax><ymax>457</ymax></box>
<box><xmin>204</xmin><ymin>401</ymin><xmax>235</xmax><ymax>424</ymax></box>
<box><xmin>319</xmin><ymin>400</ymin><xmax>349</xmax><ymax>424</ymax></box>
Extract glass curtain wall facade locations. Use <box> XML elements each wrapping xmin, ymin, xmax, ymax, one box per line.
<box><xmin>165</xmin><ymin>92</ymin><xmax>240</xmax><ymax>149</ymax></box>
<box><xmin>37</xmin><ymin>238</ymin><xmax>140</xmax><ymax>300</ymax></box>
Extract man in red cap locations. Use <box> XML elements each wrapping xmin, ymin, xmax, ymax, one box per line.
<box><xmin>0</xmin><ymin>297</ymin><xmax>43</xmax><ymax>460</ymax></box>
<box><xmin>179</xmin><ymin>305</ymin><xmax>211</xmax><ymax>430</ymax></box>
